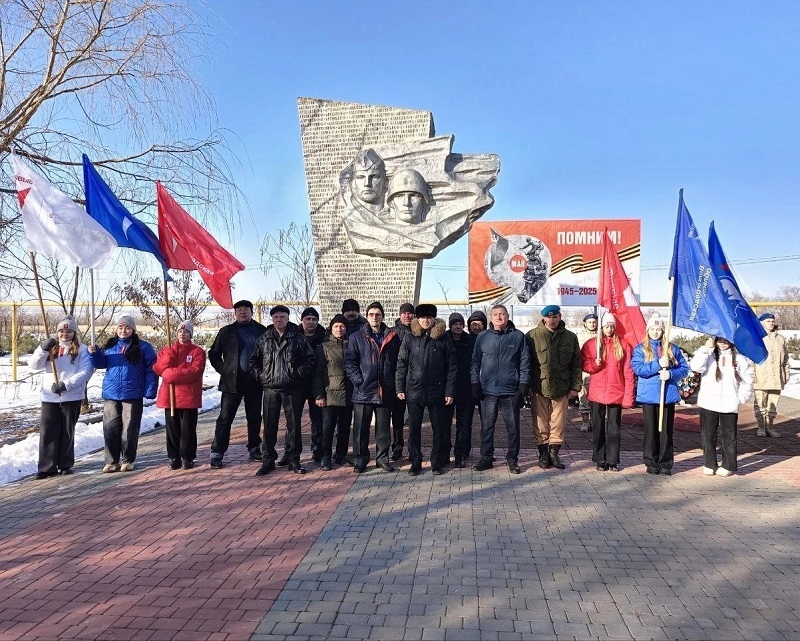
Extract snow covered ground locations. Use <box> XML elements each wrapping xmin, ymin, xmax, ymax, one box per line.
<box><xmin>1</xmin><ymin>353</ymin><xmax>799</xmax><ymax>487</ymax></box>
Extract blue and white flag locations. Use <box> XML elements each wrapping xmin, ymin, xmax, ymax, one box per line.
<box><xmin>669</xmin><ymin>190</ymin><xmax>736</xmax><ymax>339</ymax></box>
<box><xmin>82</xmin><ymin>154</ymin><xmax>169</xmax><ymax>277</ymax></box>
<box><xmin>708</xmin><ymin>222</ymin><xmax>768</xmax><ymax>364</ymax></box>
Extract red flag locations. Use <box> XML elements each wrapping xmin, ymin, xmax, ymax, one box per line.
<box><xmin>157</xmin><ymin>182</ymin><xmax>245</xmax><ymax>309</ymax></box>
<box><xmin>598</xmin><ymin>228</ymin><xmax>646</xmax><ymax>350</ymax></box>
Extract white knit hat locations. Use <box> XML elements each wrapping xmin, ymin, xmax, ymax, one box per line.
<box><xmin>646</xmin><ymin>314</ymin><xmax>664</xmax><ymax>332</ymax></box>
<box><xmin>117</xmin><ymin>315</ymin><xmax>136</xmax><ymax>330</ymax></box>
<box><xmin>177</xmin><ymin>320</ymin><xmax>193</xmax><ymax>336</ymax></box>
<box><xmin>56</xmin><ymin>317</ymin><xmax>78</xmax><ymax>333</ymax></box>
<box><xmin>600</xmin><ymin>312</ymin><xmax>617</xmax><ymax>327</ymax></box>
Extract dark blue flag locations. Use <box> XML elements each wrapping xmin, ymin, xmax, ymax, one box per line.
<box><xmin>82</xmin><ymin>155</ymin><xmax>169</xmax><ymax>278</ymax></box>
<box><xmin>669</xmin><ymin>190</ymin><xmax>736</xmax><ymax>339</ymax></box>
<box><xmin>707</xmin><ymin>222</ymin><xmax>768</xmax><ymax>364</ymax></box>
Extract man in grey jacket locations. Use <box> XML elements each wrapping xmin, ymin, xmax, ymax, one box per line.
<box><xmin>470</xmin><ymin>305</ymin><xmax>531</xmax><ymax>474</ymax></box>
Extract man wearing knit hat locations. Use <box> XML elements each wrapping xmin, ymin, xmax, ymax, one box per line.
<box><xmin>208</xmin><ymin>299</ymin><xmax>267</xmax><ymax>467</ymax></box>
<box><xmin>251</xmin><ymin>305</ymin><xmax>316</xmax><ymax>476</ymax></box>
<box><xmin>576</xmin><ymin>312</ymin><xmax>599</xmax><ymax>432</ymax></box>
<box><xmin>753</xmin><ymin>312</ymin><xmax>790</xmax><ymax>437</ymax></box>
<box><xmin>344</xmin><ymin>301</ymin><xmax>401</xmax><ymax>473</ymax></box>
<box><xmin>390</xmin><ymin>303</ymin><xmax>415</xmax><ymax>460</ymax></box>
<box><xmin>341</xmin><ymin>299</ymin><xmax>367</xmax><ymax>337</ymax></box>
<box><xmin>298</xmin><ymin>307</ymin><xmax>326</xmax><ymax>463</ymax></box>
<box><xmin>446</xmin><ymin>312</ymin><xmax>476</xmax><ymax>467</ymax></box>
<box><xmin>526</xmin><ymin>305</ymin><xmax>582</xmax><ymax>470</ymax></box>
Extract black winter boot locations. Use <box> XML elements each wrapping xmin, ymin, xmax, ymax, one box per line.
<box><xmin>549</xmin><ymin>444</ymin><xmax>565</xmax><ymax>470</ymax></box>
<box><xmin>537</xmin><ymin>445</ymin><xmax>551</xmax><ymax>469</ymax></box>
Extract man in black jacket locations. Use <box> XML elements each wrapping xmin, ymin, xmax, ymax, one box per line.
<box><xmin>297</xmin><ymin>306</ymin><xmax>326</xmax><ymax>464</ymax></box>
<box><xmin>396</xmin><ymin>304</ymin><xmax>457</xmax><ymax>476</ymax></box>
<box><xmin>208</xmin><ymin>300</ymin><xmax>267</xmax><ymax>468</ymax></box>
<box><xmin>444</xmin><ymin>312</ymin><xmax>476</xmax><ymax>468</ymax></box>
<box><xmin>250</xmin><ymin>305</ymin><xmax>316</xmax><ymax>476</ymax></box>
<box><xmin>390</xmin><ymin>302</ymin><xmax>415</xmax><ymax>461</ymax></box>
<box><xmin>344</xmin><ymin>301</ymin><xmax>400</xmax><ymax>474</ymax></box>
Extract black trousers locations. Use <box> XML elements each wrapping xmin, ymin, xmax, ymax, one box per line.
<box><xmin>103</xmin><ymin>399</ymin><xmax>143</xmax><ymax>464</ymax></box>
<box><xmin>479</xmin><ymin>395</ymin><xmax>520</xmax><ymax>464</ymax></box>
<box><xmin>444</xmin><ymin>394</ymin><xmax>474</xmax><ymax>459</ymax></box>
<box><xmin>641</xmin><ymin>403</ymin><xmax>675</xmax><ymax>471</ymax></box>
<box><xmin>211</xmin><ymin>386</ymin><xmax>263</xmax><ymax>455</ymax></box>
<box><xmin>700</xmin><ymin>408</ymin><xmax>738</xmax><ymax>472</ymax></box>
<box><xmin>591</xmin><ymin>402</ymin><xmax>622</xmax><ymax>466</ymax></box>
<box><xmin>352</xmin><ymin>403</ymin><xmax>391</xmax><ymax>468</ymax></box>
<box><xmin>39</xmin><ymin>400</ymin><xmax>81</xmax><ymax>474</ymax></box>
<box><xmin>391</xmin><ymin>397</ymin><xmax>406</xmax><ymax>457</ymax></box>
<box><xmin>407</xmin><ymin>401</ymin><xmax>448</xmax><ymax>467</ymax></box>
<box><xmin>165</xmin><ymin>408</ymin><xmax>199</xmax><ymax>462</ymax></box>
<box><xmin>261</xmin><ymin>388</ymin><xmax>304</xmax><ymax>465</ymax></box>
<box><xmin>320</xmin><ymin>404</ymin><xmax>353</xmax><ymax>460</ymax></box>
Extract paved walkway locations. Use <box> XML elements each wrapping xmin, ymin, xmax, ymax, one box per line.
<box><xmin>1</xmin><ymin>402</ymin><xmax>799</xmax><ymax>641</ymax></box>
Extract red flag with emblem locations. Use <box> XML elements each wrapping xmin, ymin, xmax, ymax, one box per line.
<box><xmin>156</xmin><ymin>182</ymin><xmax>245</xmax><ymax>309</ymax></box>
<box><xmin>598</xmin><ymin>228</ymin><xmax>646</xmax><ymax>349</ymax></box>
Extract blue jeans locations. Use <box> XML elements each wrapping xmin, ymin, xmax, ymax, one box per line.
<box><xmin>479</xmin><ymin>395</ymin><xmax>520</xmax><ymax>463</ymax></box>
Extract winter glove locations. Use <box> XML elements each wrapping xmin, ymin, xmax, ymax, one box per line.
<box><xmin>658</xmin><ymin>369</ymin><xmax>671</xmax><ymax>382</ymax></box>
<box><xmin>41</xmin><ymin>338</ymin><xmax>58</xmax><ymax>352</ymax></box>
<box><xmin>51</xmin><ymin>381</ymin><xmax>67</xmax><ymax>395</ymax></box>
<box><xmin>516</xmin><ymin>384</ymin><xmax>529</xmax><ymax>408</ymax></box>
<box><xmin>471</xmin><ymin>383</ymin><xmax>484</xmax><ymax>402</ymax></box>
<box><xmin>658</xmin><ymin>355</ymin><xmax>670</xmax><ymax>368</ymax></box>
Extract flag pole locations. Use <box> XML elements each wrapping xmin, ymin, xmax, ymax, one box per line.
<box><xmin>89</xmin><ymin>269</ymin><xmax>97</xmax><ymax>345</ymax></box>
<box><xmin>30</xmin><ymin>252</ymin><xmax>59</xmax><ymax>384</ymax></box>
<box><xmin>658</xmin><ymin>277</ymin><xmax>676</xmax><ymax>433</ymax></box>
<box><xmin>164</xmin><ymin>275</ymin><xmax>175</xmax><ymax>416</ymax></box>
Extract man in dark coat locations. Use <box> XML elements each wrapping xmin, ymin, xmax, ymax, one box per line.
<box><xmin>296</xmin><ymin>306</ymin><xmax>326</xmax><ymax>465</ymax></box>
<box><xmin>344</xmin><ymin>301</ymin><xmax>400</xmax><ymax>473</ymax></box>
<box><xmin>444</xmin><ymin>312</ymin><xmax>476</xmax><ymax>468</ymax></box>
<box><xmin>208</xmin><ymin>299</ymin><xmax>267</xmax><ymax>468</ymax></box>
<box><xmin>250</xmin><ymin>305</ymin><xmax>316</xmax><ymax>476</ymax></box>
<box><xmin>390</xmin><ymin>302</ymin><xmax>415</xmax><ymax>461</ymax></box>
<box><xmin>396</xmin><ymin>304</ymin><xmax>457</xmax><ymax>476</ymax></box>
<box><xmin>342</xmin><ymin>298</ymin><xmax>367</xmax><ymax>337</ymax></box>
<box><xmin>471</xmin><ymin>304</ymin><xmax>531</xmax><ymax>474</ymax></box>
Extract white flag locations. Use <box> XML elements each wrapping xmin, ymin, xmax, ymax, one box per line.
<box><xmin>13</xmin><ymin>155</ymin><xmax>117</xmax><ymax>269</ymax></box>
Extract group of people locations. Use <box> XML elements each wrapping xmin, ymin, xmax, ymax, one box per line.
<box><xmin>30</xmin><ymin>299</ymin><xmax>790</xmax><ymax>480</ymax></box>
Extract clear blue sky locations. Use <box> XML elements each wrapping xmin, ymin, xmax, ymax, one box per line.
<box><xmin>195</xmin><ymin>0</ymin><xmax>800</xmax><ymax>305</ymax></box>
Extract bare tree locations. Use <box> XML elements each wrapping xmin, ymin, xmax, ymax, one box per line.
<box><xmin>122</xmin><ymin>271</ymin><xmax>212</xmax><ymax>337</ymax></box>
<box><xmin>750</xmin><ymin>286</ymin><xmax>800</xmax><ymax>330</ymax></box>
<box><xmin>0</xmin><ymin>0</ymin><xmax>244</xmax><ymax>296</ymax></box>
<box><xmin>259</xmin><ymin>222</ymin><xmax>318</xmax><ymax>315</ymax></box>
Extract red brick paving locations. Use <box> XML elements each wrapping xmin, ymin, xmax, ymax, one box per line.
<box><xmin>0</xmin><ymin>427</ymin><xmax>355</xmax><ymax>641</ymax></box>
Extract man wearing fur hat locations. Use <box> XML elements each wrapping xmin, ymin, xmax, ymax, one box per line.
<box><xmin>445</xmin><ymin>312</ymin><xmax>477</xmax><ymax>468</ymax></box>
<box><xmin>526</xmin><ymin>305</ymin><xmax>582</xmax><ymax>470</ymax></box>
<box><xmin>753</xmin><ymin>312</ymin><xmax>790</xmax><ymax>437</ymax></box>
<box><xmin>390</xmin><ymin>303</ymin><xmax>415</xmax><ymax>461</ymax></box>
<box><xmin>249</xmin><ymin>305</ymin><xmax>316</xmax><ymax>476</ymax></box>
<box><xmin>395</xmin><ymin>304</ymin><xmax>457</xmax><ymax>476</ymax></box>
<box><xmin>297</xmin><ymin>306</ymin><xmax>326</xmax><ymax>464</ymax></box>
<box><xmin>208</xmin><ymin>300</ymin><xmax>267</xmax><ymax>468</ymax></box>
<box><xmin>576</xmin><ymin>313</ymin><xmax>599</xmax><ymax>431</ymax></box>
<box><xmin>344</xmin><ymin>301</ymin><xmax>401</xmax><ymax>473</ymax></box>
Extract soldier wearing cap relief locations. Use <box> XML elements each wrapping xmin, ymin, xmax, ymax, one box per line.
<box><xmin>526</xmin><ymin>305</ymin><xmax>582</xmax><ymax>471</ymax></box>
<box><xmin>753</xmin><ymin>312</ymin><xmax>790</xmax><ymax>438</ymax></box>
<box><xmin>208</xmin><ymin>300</ymin><xmax>267</xmax><ymax>469</ymax></box>
<box><xmin>250</xmin><ymin>305</ymin><xmax>316</xmax><ymax>476</ymax></box>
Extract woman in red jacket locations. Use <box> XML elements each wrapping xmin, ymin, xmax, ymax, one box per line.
<box><xmin>580</xmin><ymin>313</ymin><xmax>635</xmax><ymax>471</ymax></box>
<box><xmin>153</xmin><ymin>321</ymin><xmax>206</xmax><ymax>470</ymax></box>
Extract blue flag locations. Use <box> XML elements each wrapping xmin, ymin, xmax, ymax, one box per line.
<box><xmin>82</xmin><ymin>155</ymin><xmax>169</xmax><ymax>278</ymax></box>
<box><xmin>669</xmin><ymin>190</ymin><xmax>736</xmax><ymax>339</ymax></box>
<box><xmin>707</xmin><ymin>222</ymin><xmax>768</xmax><ymax>364</ymax></box>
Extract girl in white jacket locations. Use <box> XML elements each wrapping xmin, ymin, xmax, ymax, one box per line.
<box><xmin>28</xmin><ymin>317</ymin><xmax>94</xmax><ymax>479</ymax></box>
<box><xmin>689</xmin><ymin>336</ymin><xmax>753</xmax><ymax>477</ymax></box>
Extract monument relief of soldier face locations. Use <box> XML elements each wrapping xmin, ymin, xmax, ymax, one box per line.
<box><xmin>350</xmin><ymin>149</ymin><xmax>387</xmax><ymax>206</ymax></box>
<box><xmin>387</xmin><ymin>167</ymin><xmax>429</xmax><ymax>225</ymax></box>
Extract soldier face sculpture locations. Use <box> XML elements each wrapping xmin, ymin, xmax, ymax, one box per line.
<box><xmin>350</xmin><ymin>149</ymin><xmax>386</xmax><ymax>206</ymax></box>
<box><xmin>387</xmin><ymin>167</ymin><xmax>429</xmax><ymax>224</ymax></box>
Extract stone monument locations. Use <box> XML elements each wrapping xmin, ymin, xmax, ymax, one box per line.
<box><xmin>298</xmin><ymin>97</ymin><xmax>499</xmax><ymax>321</ymax></box>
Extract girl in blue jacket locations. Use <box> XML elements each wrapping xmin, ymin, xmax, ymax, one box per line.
<box><xmin>631</xmin><ymin>315</ymin><xmax>689</xmax><ymax>476</ymax></box>
<box><xmin>90</xmin><ymin>315</ymin><xmax>157</xmax><ymax>472</ymax></box>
